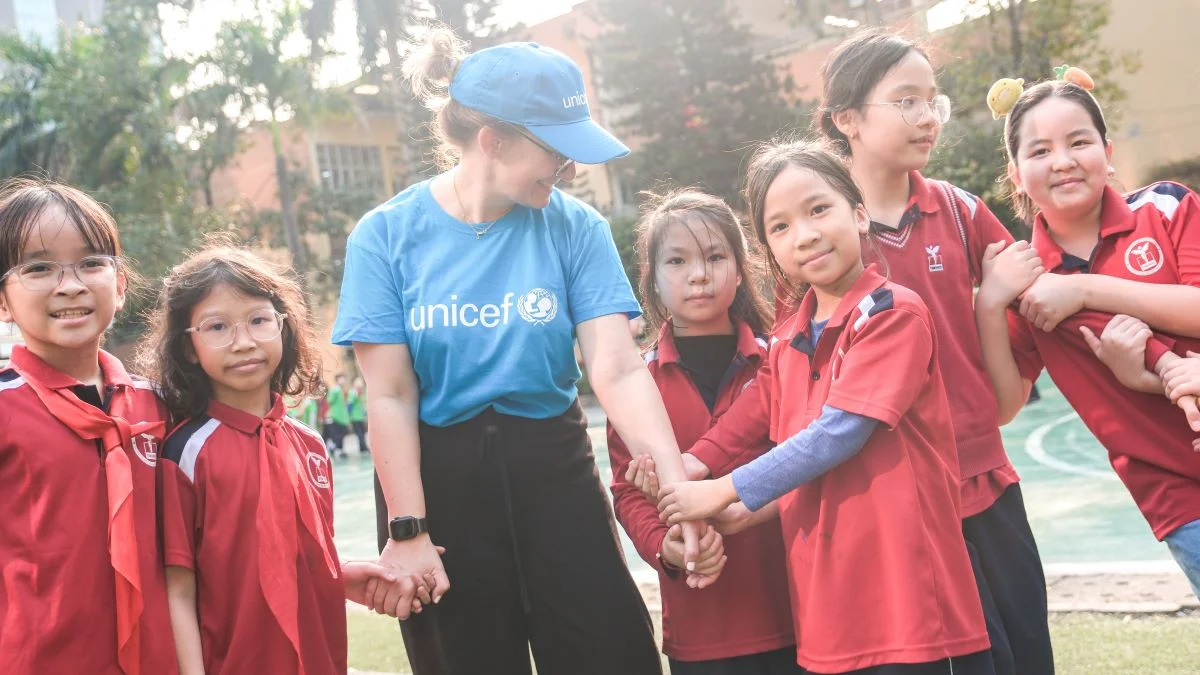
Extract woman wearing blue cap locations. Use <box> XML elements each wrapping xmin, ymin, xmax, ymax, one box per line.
<box><xmin>332</xmin><ymin>25</ymin><xmax>719</xmax><ymax>674</ymax></box>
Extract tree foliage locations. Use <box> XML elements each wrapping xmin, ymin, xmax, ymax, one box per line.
<box><xmin>595</xmin><ymin>0</ymin><xmax>808</xmax><ymax>206</ymax></box>
<box><xmin>927</xmin><ymin>0</ymin><xmax>1140</xmax><ymax>233</ymax></box>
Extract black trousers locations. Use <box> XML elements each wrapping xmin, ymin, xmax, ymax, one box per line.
<box><xmin>352</xmin><ymin>420</ymin><xmax>369</xmax><ymax>453</ymax></box>
<box><xmin>963</xmin><ymin>483</ymin><xmax>1054</xmax><ymax>675</ymax></box>
<box><xmin>374</xmin><ymin>400</ymin><xmax>661</xmax><ymax>675</ymax></box>
<box><xmin>326</xmin><ymin>421</ymin><xmax>348</xmax><ymax>450</ymax></box>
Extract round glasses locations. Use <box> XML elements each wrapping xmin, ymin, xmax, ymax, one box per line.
<box><xmin>863</xmin><ymin>94</ymin><xmax>952</xmax><ymax>126</ymax></box>
<box><xmin>185</xmin><ymin>310</ymin><xmax>288</xmax><ymax>349</ymax></box>
<box><xmin>0</xmin><ymin>255</ymin><xmax>121</xmax><ymax>292</ymax></box>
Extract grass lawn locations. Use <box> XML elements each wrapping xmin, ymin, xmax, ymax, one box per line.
<box><xmin>348</xmin><ymin>610</ymin><xmax>1199</xmax><ymax>674</ymax></box>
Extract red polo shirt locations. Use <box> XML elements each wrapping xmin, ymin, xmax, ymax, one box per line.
<box><xmin>1009</xmin><ymin>181</ymin><xmax>1200</xmax><ymax>540</ymax></box>
<box><xmin>866</xmin><ymin>171</ymin><xmax>1019</xmax><ymax>516</ymax></box>
<box><xmin>725</xmin><ymin>173</ymin><xmax>1018</xmax><ymax>517</ymax></box>
<box><xmin>767</xmin><ymin>266</ymin><xmax>988</xmax><ymax>672</ymax></box>
<box><xmin>159</xmin><ymin>396</ymin><xmax>347</xmax><ymax>674</ymax></box>
<box><xmin>0</xmin><ymin>346</ymin><xmax>177</xmax><ymax>674</ymax></box>
<box><xmin>608</xmin><ymin>318</ymin><xmax>794</xmax><ymax>662</ymax></box>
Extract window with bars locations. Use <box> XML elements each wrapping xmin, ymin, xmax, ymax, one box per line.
<box><xmin>315</xmin><ymin>144</ymin><xmax>385</xmax><ymax>194</ymax></box>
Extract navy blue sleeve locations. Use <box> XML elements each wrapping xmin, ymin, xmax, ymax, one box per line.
<box><xmin>730</xmin><ymin>405</ymin><xmax>879</xmax><ymax>511</ymax></box>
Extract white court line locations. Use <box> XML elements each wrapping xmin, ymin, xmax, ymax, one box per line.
<box><xmin>1025</xmin><ymin>413</ymin><xmax>1118</xmax><ymax>480</ymax></box>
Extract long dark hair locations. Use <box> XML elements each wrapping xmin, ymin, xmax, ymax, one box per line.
<box><xmin>635</xmin><ymin>189</ymin><xmax>772</xmax><ymax>337</ymax></box>
<box><xmin>813</xmin><ymin>29</ymin><xmax>930</xmax><ymax>156</ymax></box>
<box><xmin>138</xmin><ymin>245</ymin><xmax>322</xmax><ymax>421</ymax></box>
<box><xmin>1003</xmin><ymin>80</ymin><xmax>1109</xmax><ymax>225</ymax></box>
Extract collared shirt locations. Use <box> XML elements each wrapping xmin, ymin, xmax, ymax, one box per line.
<box><xmin>607</xmin><ymin>318</ymin><xmax>794</xmax><ymax>662</ymax></box>
<box><xmin>765</xmin><ymin>172</ymin><xmax>1018</xmax><ymax>515</ymax></box>
<box><xmin>0</xmin><ymin>347</ymin><xmax>176</xmax><ymax>674</ymax></box>
<box><xmin>762</xmin><ymin>265</ymin><xmax>988</xmax><ymax>672</ymax></box>
<box><xmin>1009</xmin><ymin>182</ymin><xmax>1200</xmax><ymax>540</ymax></box>
<box><xmin>160</xmin><ymin>396</ymin><xmax>346</xmax><ymax>674</ymax></box>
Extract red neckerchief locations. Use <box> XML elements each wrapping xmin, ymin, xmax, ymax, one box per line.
<box><xmin>254</xmin><ymin>397</ymin><xmax>338</xmax><ymax>674</ymax></box>
<box><xmin>10</xmin><ymin>347</ymin><xmax>163</xmax><ymax>675</ymax></box>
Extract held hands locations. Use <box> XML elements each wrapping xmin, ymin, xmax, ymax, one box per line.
<box><xmin>658</xmin><ymin>476</ymin><xmax>739</xmax><ymax>527</ymax></box>
<box><xmin>344</xmin><ymin>560</ymin><xmax>425</xmax><ymax>618</ymax></box>
<box><xmin>1159</xmin><ymin>352</ymin><xmax>1200</xmax><ymax>434</ymax></box>
<box><xmin>661</xmin><ymin>523</ymin><xmax>727</xmax><ymax>589</ymax></box>
<box><xmin>1080</xmin><ymin>315</ymin><xmax>1154</xmax><ymax>391</ymax></box>
<box><xmin>625</xmin><ymin>454</ymin><xmax>710</xmax><ymax>501</ymax></box>
<box><xmin>978</xmin><ymin>240</ymin><xmax>1045</xmax><ymax>309</ymax></box>
<box><xmin>371</xmin><ymin>536</ymin><xmax>450</xmax><ymax>620</ymax></box>
<box><xmin>710</xmin><ymin>501</ymin><xmax>754</xmax><ymax>536</ymax></box>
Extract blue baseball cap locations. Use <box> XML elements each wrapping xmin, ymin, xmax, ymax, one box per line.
<box><xmin>448</xmin><ymin>42</ymin><xmax>630</xmax><ymax>165</ymax></box>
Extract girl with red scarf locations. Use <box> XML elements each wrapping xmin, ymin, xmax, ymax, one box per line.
<box><xmin>143</xmin><ymin>246</ymin><xmax>424</xmax><ymax>674</ymax></box>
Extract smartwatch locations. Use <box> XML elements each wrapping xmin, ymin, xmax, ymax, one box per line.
<box><xmin>388</xmin><ymin>516</ymin><xmax>429</xmax><ymax>541</ymax></box>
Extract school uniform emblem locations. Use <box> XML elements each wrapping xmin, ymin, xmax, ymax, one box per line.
<box><xmin>517</xmin><ymin>288</ymin><xmax>559</xmax><ymax>325</ymax></box>
<box><xmin>925</xmin><ymin>245</ymin><xmax>944</xmax><ymax>272</ymax></box>
<box><xmin>132</xmin><ymin>433</ymin><xmax>159</xmax><ymax>467</ymax></box>
<box><xmin>306</xmin><ymin>452</ymin><xmax>332</xmax><ymax>489</ymax></box>
<box><xmin>1124</xmin><ymin>237</ymin><xmax>1164</xmax><ymax>276</ymax></box>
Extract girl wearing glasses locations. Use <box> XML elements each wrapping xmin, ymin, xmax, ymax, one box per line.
<box><xmin>142</xmin><ymin>246</ymin><xmax>420</xmax><ymax>675</ymax></box>
<box><xmin>814</xmin><ymin>30</ymin><xmax>1052</xmax><ymax>674</ymax></box>
<box><xmin>332</xmin><ymin>23</ymin><xmax>686</xmax><ymax>675</ymax></box>
<box><xmin>0</xmin><ymin>178</ymin><xmax>178</xmax><ymax>673</ymax></box>
<box><xmin>687</xmin><ymin>29</ymin><xmax>1052</xmax><ymax>675</ymax></box>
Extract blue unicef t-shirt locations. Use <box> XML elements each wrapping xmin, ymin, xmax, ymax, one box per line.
<box><xmin>332</xmin><ymin>180</ymin><xmax>640</xmax><ymax>427</ymax></box>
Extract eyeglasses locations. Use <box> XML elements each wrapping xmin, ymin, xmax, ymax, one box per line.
<box><xmin>863</xmin><ymin>94</ymin><xmax>952</xmax><ymax>126</ymax></box>
<box><xmin>0</xmin><ymin>255</ymin><xmax>121</xmax><ymax>292</ymax></box>
<box><xmin>513</xmin><ymin>126</ymin><xmax>575</xmax><ymax>179</ymax></box>
<box><xmin>185</xmin><ymin>309</ymin><xmax>288</xmax><ymax>349</ymax></box>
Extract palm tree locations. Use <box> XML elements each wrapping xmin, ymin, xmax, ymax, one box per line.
<box><xmin>210</xmin><ymin>4</ymin><xmax>346</xmax><ymax>273</ymax></box>
<box><xmin>0</xmin><ymin>35</ymin><xmax>67</xmax><ymax>177</ymax></box>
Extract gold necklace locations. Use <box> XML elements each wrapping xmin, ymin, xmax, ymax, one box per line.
<box><xmin>452</xmin><ymin>171</ymin><xmax>498</xmax><ymax>239</ymax></box>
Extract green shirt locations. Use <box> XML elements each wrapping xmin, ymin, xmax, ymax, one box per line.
<box><xmin>327</xmin><ymin>385</ymin><xmax>350</xmax><ymax>426</ymax></box>
<box><xmin>288</xmin><ymin>398</ymin><xmax>319</xmax><ymax>429</ymax></box>
<box><xmin>348</xmin><ymin>388</ymin><xmax>367</xmax><ymax>422</ymax></box>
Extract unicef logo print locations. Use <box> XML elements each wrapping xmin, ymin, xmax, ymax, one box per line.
<box><xmin>517</xmin><ymin>288</ymin><xmax>558</xmax><ymax>325</ymax></box>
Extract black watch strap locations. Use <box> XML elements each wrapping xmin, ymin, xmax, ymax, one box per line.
<box><xmin>388</xmin><ymin>516</ymin><xmax>429</xmax><ymax>541</ymax></box>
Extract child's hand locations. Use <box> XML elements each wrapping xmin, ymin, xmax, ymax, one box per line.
<box><xmin>710</xmin><ymin>501</ymin><xmax>753</xmax><ymax>536</ymax></box>
<box><xmin>661</xmin><ymin>523</ymin><xmax>726</xmax><ymax>589</ymax></box>
<box><xmin>681</xmin><ymin>453</ymin><xmax>711</xmax><ymax>480</ymax></box>
<box><xmin>1159</xmin><ymin>352</ymin><xmax>1200</xmax><ymax>432</ymax></box>
<box><xmin>978</xmin><ymin>240</ymin><xmax>1044</xmax><ymax>309</ymax></box>
<box><xmin>343</xmin><ymin>560</ymin><xmax>421</xmax><ymax>618</ymax></box>
<box><xmin>1161</xmin><ymin>352</ymin><xmax>1200</xmax><ymax>402</ymax></box>
<box><xmin>625</xmin><ymin>455</ymin><xmax>661</xmax><ymax>501</ymax></box>
<box><xmin>1080</xmin><ymin>315</ymin><xmax>1155</xmax><ymax>391</ymax></box>
<box><xmin>1019</xmin><ymin>273</ymin><xmax>1084</xmax><ymax>332</ymax></box>
<box><xmin>626</xmin><ymin>454</ymin><xmax>710</xmax><ymax>502</ymax></box>
<box><xmin>658</xmin><ymin>476</ymin><xmax>738</xmax><ymax>526</ymax></box>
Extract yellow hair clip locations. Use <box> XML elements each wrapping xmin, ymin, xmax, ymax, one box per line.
<box><xmin>987</xmin><ymin>78</ymin><xmax>1025</xmax><ymax>119</ymax></box>
<box><xmin>1054</xmin><ymin>64</ymin><xmax>1095</xmax><ymax>90</ymax></box>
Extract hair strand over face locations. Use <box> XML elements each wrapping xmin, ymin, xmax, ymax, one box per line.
<box><xmin>635</xmin><ymin>188</ymin><xmax>773</xmax><ymax>338</ymax></box>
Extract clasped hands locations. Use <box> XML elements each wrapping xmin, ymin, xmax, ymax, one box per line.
<box><xmin>625</xmin><ymin>453</ymin><xmax>753</xmax><ymax>589</ymax></box>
